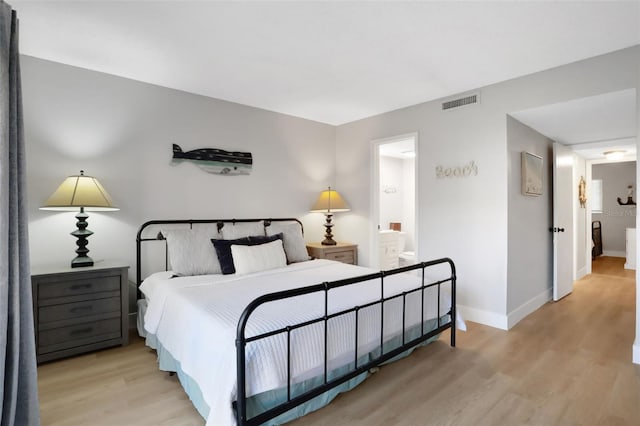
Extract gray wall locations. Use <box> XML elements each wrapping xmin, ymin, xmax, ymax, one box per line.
<box><xmin>401</xmin><ymin>157</ymin><xmax>415</xmax><ymax>252</ymax></box>
<box><xmin>22</xmin><ymin>56</ymin><xmax>336</xmax><ymax>281</ymax></box>
<box><xmin>506</xmin><ymin>117</ymin><xmax>553</xmax><ymax>314</ymax></box>
<box><xmin>592</xmin><ymin>161</ymin><xmax>637</xmax><ymax>255</ymax></box>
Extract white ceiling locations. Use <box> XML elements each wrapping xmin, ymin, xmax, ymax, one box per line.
<box><xmin>511</xmin><ymin>89</ymin><xmax>637</xmax><ymax>160</ymax></box>
<box><xmin>11</xmin><ymin>1</ymin><xmax>640</xmax><ymax>126</ymax></box>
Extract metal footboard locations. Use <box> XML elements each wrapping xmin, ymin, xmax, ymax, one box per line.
<box><xmin>235</xmin><ymin>258</ymin><xmax>457</xmax><ymax>425</ymax></box>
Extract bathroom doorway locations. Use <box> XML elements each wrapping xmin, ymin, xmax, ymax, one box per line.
<box><xmin>370</xmin><ymin>133</ymin><xmax>418</xmax><ymax>270</ymax></box>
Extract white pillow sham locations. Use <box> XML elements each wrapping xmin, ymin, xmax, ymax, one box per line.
<box><xmin>161</xmin><ymin>229</ymin><xmax>222</xmax><ymax>276</ymax></box>
<box><xmin>266</xmin><ymin>221</ymin><xmax>310</xmax><ymax>263</ymax></box>
<box><xmin>231</xmin><ymin>239</ymin><xmax>287</xmax><ymax>275</ymax></box>
<box><xmin>221</xmin><ymin>221</ymin><xmax>265</xmax><ymax>239</ymax></box>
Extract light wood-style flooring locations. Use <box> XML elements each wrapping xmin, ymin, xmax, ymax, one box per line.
<box><xmin>38</xmin><ymin>257</ymin><xmax>640</xmax><ymax>425</ymax></box>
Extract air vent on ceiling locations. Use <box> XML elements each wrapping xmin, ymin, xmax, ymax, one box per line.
<box><xmin>442</xmin><ymin>93</ymin><xmax>480</xmax><ymax>111</ymax></box>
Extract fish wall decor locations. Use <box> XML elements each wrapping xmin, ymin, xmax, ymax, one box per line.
<box><xmin>172</xmin><ymin>144</ymin><xmax>253</xmax><ymax>175</ymax></box>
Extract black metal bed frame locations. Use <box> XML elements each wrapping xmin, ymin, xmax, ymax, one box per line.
<box><xmin>135</xmin><ymin>218</ymin><xmax>302</xmax><ymax>297</ymax></box>
<box><xmin>235</xmin><ymin>258</ymin><xmax>456</xmax><ymax>425</ymax></box>
<box><xmin>136</xmin><ymin>219</ymin><xmax>456</xmax><ymax>426</ymax></box>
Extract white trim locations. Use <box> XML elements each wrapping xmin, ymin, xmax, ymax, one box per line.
<box><xmin>369</xmin><ymin>132</ymin><xmax>419</xmax><ymax>269</ymax></box>
<box><xmin>507</xmin><ymin>288</ymin><xmax>553</xmax><ymax>329</ymax></box>
<box><xmin>602</xmin><ymin>250</ymin><xmax>626</xmax><ymax>258</ymax></box>
<box><xmin>414</xmin><ymin>138</ymin><xmax>420</xmax><ymax>263</ymax></box>
<box><xmin>457</xmin><ymin>304</ymin><xmax>508</xmax><ymax>330</ymax></box>
<box><xmin>586</xmin><ymin>162</ymin><xmax>593</xmax><ymax>276</ymax></box>
<box><xmin>634</xmin><ymin>340</ymin><xmax>640</xmax><ymax>364</ymax></box>
<box><xmin>576</xmin><ymin>266</ymin><xmax>587</xmax><ymax>280</ymax></box>
<box><xmin>370</xmin><ymin>142</ymin><xmax>380</xmax><ymax>269</ymax></box>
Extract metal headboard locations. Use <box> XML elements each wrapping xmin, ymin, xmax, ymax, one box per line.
<box><xmin>135</xmin><ymin>218</ymin><xmax>303</xmax><ymax>297</ymax></box>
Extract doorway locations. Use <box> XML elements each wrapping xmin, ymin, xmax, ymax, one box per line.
<box><xmin>510</xmin><ymin>88</ymin><xmax>638</xmax><ymax>363</ymax></box>
<box><xmin>370</xmin><ymin>133</ymin><xmax>418</xmax><ymax>270</ymax></box>
<box><xmin>589</xmin><ymin>159</ymin><xmax>637</xmax><ymax>275</ymax></box>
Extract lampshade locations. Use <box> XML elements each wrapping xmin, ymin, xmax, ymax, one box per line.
<box><xmin>310</xmin><ymin>188</ymin><xmax>350</xmax><ymax>213</ymax></box>
<box><xmin>40</xmin><ymin>170</ymin><xmax>118</xmax><ymax>268</ymax></box>
<box><xmin>40</xmin><ymin>171</ymin><xmax>119</xmax><ymax>211</ymax></box>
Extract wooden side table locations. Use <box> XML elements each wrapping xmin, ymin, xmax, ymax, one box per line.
<box><xmin>31</xmin><ymin>261</ymin><xmax>129</xmax><ymax>363</ymax></box>
<box><xmin>306</xmin><ymin>242</ymin><xmax>358</xmax><ymax>265</ymax></box>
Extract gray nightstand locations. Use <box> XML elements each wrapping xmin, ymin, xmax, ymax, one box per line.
<box><xmin>306</xmin><ymin>242</ymin><xmax>358</xmax><ymax>265</ymax></box>
<box><xmin>31</xmin><ymin>261</ymin><xmax>129</xmax><ymax>363</ymax></box>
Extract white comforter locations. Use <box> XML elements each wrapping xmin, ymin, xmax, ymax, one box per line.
<box><xmin>142</xmin><ymin>259</ymin><xmax>462</xmax><ymax>425</ymax></box>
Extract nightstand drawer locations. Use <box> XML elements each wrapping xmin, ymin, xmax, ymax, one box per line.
<box><xmin>325</xmin><ymin>250</ymin><xmax>355</xmax><ymax>264</ymax></box>
<box><xmin>39</xmin><ymin>297</ymin><xmax>121</xmax><ymax>323</ymax></box>
<box><xmin>39</xmin><ymin>318</ymin><xmax>122</xmax><ymax>354</ymax></box>
<box><xmin>38</xmin><ymin>276</ymin><xmax>120</xmax><ymax>300</ymax></box>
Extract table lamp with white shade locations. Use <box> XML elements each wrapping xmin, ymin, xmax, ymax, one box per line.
<box><xmin>310</xmin><ymin>186</ymin><xmax>350</xmax><ymax>245</ymax></box>
<box><xmin>40</xmin><ymin>170</ymin><xmax>119</xmax><ymax>268</ymax></box>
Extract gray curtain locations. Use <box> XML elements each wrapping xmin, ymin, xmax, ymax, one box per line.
<box><xmin>0</xmin><ymin>2</ymin><xmax>40</xmax><ymax>425</ymax></box>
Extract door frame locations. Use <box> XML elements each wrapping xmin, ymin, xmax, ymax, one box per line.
<box><xmin>585</xmin><ymin>159</ymin><xmax>593</xmax><ymax>276</ymax></box>
<box><xmin>370</xmin><ymin>132</ymin><xmax>419</xmax><ymax>269</ymax></box>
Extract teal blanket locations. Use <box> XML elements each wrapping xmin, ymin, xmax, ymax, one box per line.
<box><xmin>145</xmin><ymin>315</ymin><xmax>448</xmax><ymax>424</ymax></box>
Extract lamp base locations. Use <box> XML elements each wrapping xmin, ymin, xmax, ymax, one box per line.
<box><xmin>71</xmin><ymin>255</ymin><xmax>94</xmax><ymax>268</ymax></box>
<box><xmin>70</xmin><ymin>207</ymin><xmax>94</xmax><ymax>268</ymax></box>
<box><xmin>321</xmin><ymin>237</ymin><xmax>337</xmax><ymax>246</ymax></box>
<box><xmin>321</xmin><ymin>213</ymin><xmax>337</xmax><ymax>245</ymax></box>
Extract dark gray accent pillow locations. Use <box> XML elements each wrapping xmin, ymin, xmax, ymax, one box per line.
<box><xmin>266</xmin><ymin>221</ymin><xmax>310</xmax><ymax>263</ymax></box>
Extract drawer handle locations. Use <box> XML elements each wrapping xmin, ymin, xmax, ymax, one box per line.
<box><xmin>70</xmin><ymin>305</ymin><xmax>93</xmax><ymax>313</ymax></box>
<box><xmin>70</xmin><ymin>327</ymin><xmax>93</xmax><ymax>335</ymax></box>
<box><xmin>70</xmin><ymin>283</ymin><xmax>92</xmax><ymax>290</ymax></box>
<box><xmin>334</xmin><ymin>255</ymin><xmax>345</xmax><ymax>259</ymax></box>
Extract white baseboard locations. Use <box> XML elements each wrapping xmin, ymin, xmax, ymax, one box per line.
<box><xmin>575</xmin><ymin>266</ymin><xmax>587</xmax><ymax>280</ymax></box>
<box><xmin>507</xmin><ymin>288</ymin><xmax>552</xmax><ymax>329</ymax></box>
<box><xmin>634</xmin><ymin>341</ymin><xmax>640</xmax><ymax>365</ymax></box>
<box><xmin>602</xmin><ymin>250</ymin><xmax>626</xmax><ymax>258</ymax></box>
<box><xmin>457</xmin><ymin>305</ymin><xmax>508</xmax><ymax>330</ymax></box>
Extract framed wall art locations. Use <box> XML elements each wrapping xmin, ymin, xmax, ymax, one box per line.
<box><xmin>521</xmin><ymin>151</ymin><xmax>543</xmax><ymax>196</ymax></box>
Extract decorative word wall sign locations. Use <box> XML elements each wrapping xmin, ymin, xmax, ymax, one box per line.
<box><xmin>435</xmin><ymin>161</ymin><xmax>478</xmax><ymax>179</ymax></box>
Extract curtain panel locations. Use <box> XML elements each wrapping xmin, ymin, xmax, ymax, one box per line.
<box><xmin>0</xmin><ymin>2</ymin><xmax>40</xmax><ymax>425</ymax></box>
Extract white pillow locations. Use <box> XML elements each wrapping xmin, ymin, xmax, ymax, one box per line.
<box><xmin>161</xmin><ymin>229</ymin><xmax>222</xmax><ymax>276</ymax></box>
<box><xmin>221</xmin><ymin>221</ymin><xmax>265</xmax><ymax>239</ymax></box>
<box><xmin>266</xmin><ymin>221</ymin><xmax>310</xmax><ymax>263</ymax></box>
<box><xmin>231</xmin><ymin>239</ymin><xmax>287</xmax><ymax>275</ymax></box>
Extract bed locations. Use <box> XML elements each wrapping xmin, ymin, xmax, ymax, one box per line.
<box><xmin>136</xmin><ymin>218</ymin><xmax>462</xmax><ymax>425</ymax></box>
